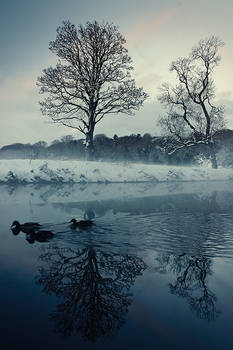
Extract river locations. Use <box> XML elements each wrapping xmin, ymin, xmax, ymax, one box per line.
<box><xmin>1</xmin><ymin>182</ymin><xmax>233</xmax><ymax>349</ymax></box>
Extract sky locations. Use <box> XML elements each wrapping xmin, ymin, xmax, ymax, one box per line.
<box><xmin>1</xmin><ymin>0</ymin><xmax>233</xmax><ymax>147</ymax></box>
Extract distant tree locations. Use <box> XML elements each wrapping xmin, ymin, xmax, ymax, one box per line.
<box><xmin>37</xmin><ymin>20</ymin><xmax>148</xmax><ymax>159</ymax></box>
<box><xmin>50</xmin><ymin>139</ymin><xmax>60</xmax><ymax>146</ymax></box>
<box><xmin>158</xmin><ymin>36</ymin><xmax>225</xmax><ymax>168</ymax></box>
<box><xmin>142</xmin><ymin>133</ymin><xmax>152</xmax><ymax>141</ymax></box>
<box><xmin>32</xmin><ymin>141</ymin><xmax>48</xmax><ymax>159</ymax></box>
<box><xmin>94</xmin><ymin>133</ymin><xmax>108</xmax><ymax>141</ymax></box>
<box><xmin>33</xmin><ymin>141</ymin><xmax>47</xmax><ymax>148</ymax></box>
<box><xmin>60</xmin><ymin>135</ymin><xmax>74</xmax><ymax>143</ymax></box>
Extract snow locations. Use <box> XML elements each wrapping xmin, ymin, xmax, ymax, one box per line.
<box><xmin>0</xmin><ymin>159</ymin><xmax>233</xmax><ymax>184</ymax></box>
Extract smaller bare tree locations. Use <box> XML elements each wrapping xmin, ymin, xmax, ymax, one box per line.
<box><xmin>37</xmin><ymin>20</ymin><xmax>148</xmax><ymax>159</ymax></box>
<box><xmin>158</xmin><ymin>36</ymin><xmax>225</xmax><ymax>168</ymax></box>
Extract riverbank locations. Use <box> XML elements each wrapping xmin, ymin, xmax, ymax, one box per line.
<box><xmin>0</xmin><ymin>159</ymin><xmax>233</xmax><ymax>183</ymax></box>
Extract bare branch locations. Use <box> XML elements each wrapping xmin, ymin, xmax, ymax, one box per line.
<box><xmin>158</xmin><ymin>35</ymin><xmax>226</xmax><ymax>168</ymax></box>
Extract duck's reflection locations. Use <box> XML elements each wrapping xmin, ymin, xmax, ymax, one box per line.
<box><xmin>36</xmin><ymin>246</ymin><xmax>147</xmax><ymax>341</ymax></box>
<box><xmin>10</xmin><ymin>221</ymin><xmax>55</xmax><ymax>244</ymax></box>
<box><xmin>26</xmin><ymin>230</ymin><xmax>54</xmax><ymax>244</ymax></box>
<box><xmin>155</xmin><ymin>253</ymin><xmax>220</xmax><ymax>321</ymax></box>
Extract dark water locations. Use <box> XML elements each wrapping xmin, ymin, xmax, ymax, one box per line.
<box><xmin>1</xmin><ymin>182</ymin><xmax>233</xmax><ymax>349</ymax></box>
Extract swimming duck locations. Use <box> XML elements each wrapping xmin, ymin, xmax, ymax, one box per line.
<box><xmin>10</xmin><ymin>220</ymin><xmax>40</xmax><ymax>234</ymax></box>
<box><xmin>70</xmin><ymin>218</ymin><xmax>93</xmax><ymax>229</ymax></box>
<box><xmin>26</xmin><ymin>230</ymin><xmax>54</xmax><ymax>244</ymax></box>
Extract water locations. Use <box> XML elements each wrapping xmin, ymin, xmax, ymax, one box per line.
<box><xmin>1</xmin><ymin>182</ymin><xmax>233</xmax><ymax>349</ymax></box>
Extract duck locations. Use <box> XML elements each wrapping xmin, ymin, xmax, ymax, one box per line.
<box><xmin>10</xmin><ymin>220</ymin><xmax>41</xmax><ymax>234</ymax></box>
<box><xmin>70</xmin><ymin>218</ymin><xmax>94</xmax><ymax>229</ymax></box>
<box><xmin>26</xmin><ymin>230</ymin><xmax>54</xmax><ymax>244</ymax></box>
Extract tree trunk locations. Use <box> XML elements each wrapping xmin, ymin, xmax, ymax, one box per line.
<box><xmin>85</xmin><ymin>123</ymin><xmax>95</xmax><ymax>160</ymax></box>
<box><xmin>208</xmin><ymin>142</ymin><xmax>218</xmax><ymax>169</ymax></box>
<box><xmin>200</xmin><ymin>102</ymin><xmax>218</xmax><ymax>169</ymax></box>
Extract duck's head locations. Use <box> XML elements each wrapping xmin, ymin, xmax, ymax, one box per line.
<box><xmin>11</xmin><ymin>221</ymin><xmax>20</xmax><ymax>230</ymax></box>
<box><xmin>70</xmin><ymin>218</ymin><xmax>77</xmax><ymax>224</ymax></box>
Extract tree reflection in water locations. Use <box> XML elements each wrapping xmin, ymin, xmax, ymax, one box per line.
<box><xmin>36</xmin><ymin>246</ymin><xmax>147</xmax><ymax>341</ymax></box>
<box><xmin>155</xmin><ymin>253</ymin><xmax>220</xmax><ymax>321</ymax></box>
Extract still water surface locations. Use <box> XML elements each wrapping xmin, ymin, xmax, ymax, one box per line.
<box><xmin>1</xmin><ymin>182</ymin><xmax>233</xmax><ymax>349</ymax></box>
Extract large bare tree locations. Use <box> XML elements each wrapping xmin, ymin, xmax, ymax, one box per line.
<box><xmin>37</xmin><ymin>20</ymin><xmax>148</xmax><ymax>158</ymax></box>
<box><xmin>158</xmin><ymin>36</ymin><xmax>225</xmax><ymax>168</ymax></box>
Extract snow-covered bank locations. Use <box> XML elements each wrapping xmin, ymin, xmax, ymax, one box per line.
<box><xmin>0</xmin><ymin>159</ymin><xmax>233</xmax><ymax>183</ymax></box>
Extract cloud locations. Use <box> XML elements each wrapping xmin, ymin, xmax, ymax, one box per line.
<box><xmin>219</xmin><ymin>90</ymin><xmax>233</xmax><ymax>100</ymax></box>
<box><xmin>133</xmin><ymin>55</ymin><xmax>163</xmax><ymax>95</ymax></box>
<box><xmin>125</xmin><ymin>7</ymin><xmax>176</xmax><ymax>49</ymax></box>
<box><xmin>0</xmin><ymin>73</ymin><xmax>37</xmax><ymax>107</ymax></box>
<box><xmin>136</xmin><ymin>72</ymin><xmax>162</xmax><ymax>95</ymax></box>
<box><xmin>0</xmin><ymin>71</ymin><xmax>69</xmax><ymax>147</ymax></box>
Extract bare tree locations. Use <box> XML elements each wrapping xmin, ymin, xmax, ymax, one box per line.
<box><xmin>158</xmin><ymin>36</ymin><xmax>225</xmax><ymax>168</ymax></box>
<box><xmin>37</xmin><ymin>20</ymin><xmax>148</xmax><ymax>158</ymax></box>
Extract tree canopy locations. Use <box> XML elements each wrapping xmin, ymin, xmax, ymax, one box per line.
<box><xmin>37</xmin><ymin>20</ymin><xmax>148</xmax><ymax>158</ymax></box>
<box><xmin>158</xmin><ymin>35</ymin><xmax>225</xmax><ymax>168</ymax></box>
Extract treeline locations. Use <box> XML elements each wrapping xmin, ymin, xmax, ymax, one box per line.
<box><xmin>1</xmin><ymin>130</ymin><xmax>233</xmax><ymax>166</ymax></box>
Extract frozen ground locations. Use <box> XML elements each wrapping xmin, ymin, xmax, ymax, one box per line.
<box><xmin>0</xmin><ymin>159</ymin><xmax>233</xmax><ymax>183</ymax></box>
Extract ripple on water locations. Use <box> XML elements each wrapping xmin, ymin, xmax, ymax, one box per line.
<box><xmin>45</xmin><ymin>210</ymin><xmax>233</xmax><ymax>261</ymax></box>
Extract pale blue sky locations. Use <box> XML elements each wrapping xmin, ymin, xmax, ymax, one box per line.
<box><xmin>1</xmin><ymin>0</ymin><xmax>233</xmax><ymax>146</ymax></box>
